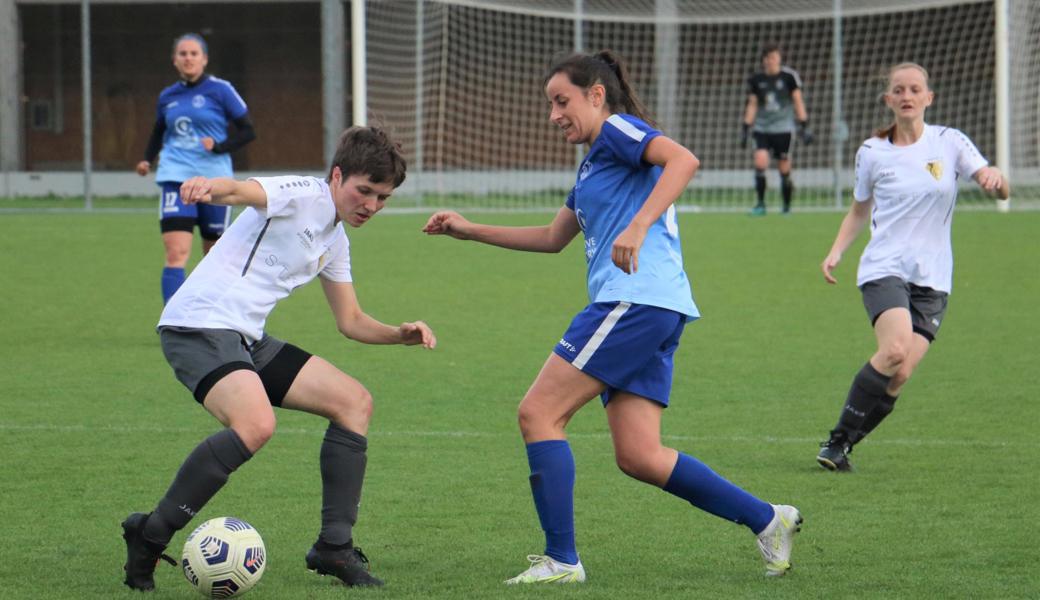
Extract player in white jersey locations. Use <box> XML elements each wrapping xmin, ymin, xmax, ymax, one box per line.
<box><xmin>815</xmin><ymin>63</ymin><xmax>1008</xmax><ymax>471</ymax></box>
<box><xmin>122</xmin><ymin>127</ymin><xmax>435</xmax><ymax>591</ymax></box>
<box><xmin>425</xmin><ymin>50</ymin><xmax>801</xmax><ymax>583</ymax></box>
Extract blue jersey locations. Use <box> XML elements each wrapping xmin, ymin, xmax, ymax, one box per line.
<box><xmin>154</xmin><ymin>75</ymin><xmax>248</xmax><ymax>183</ymax></box>
<box><xmin>565</xmin><ymin>114</ymin><xmax>699</xmax><ymax>321</ymax></box>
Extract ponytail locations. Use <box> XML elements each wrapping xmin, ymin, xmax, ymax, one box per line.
<box><xmin>545</xmin><ymin>50</ymin><xmax>655</xmax><ymax>125</ymax></box>
<box><xmin>874</xmin><ymin>123</ymin><xmax>897</xmax><ymax>141</ymax></box>
<box><xmin>593</xmin><ymin>50</ymin><xmax>653</xmax><ymax>124</ymax></box>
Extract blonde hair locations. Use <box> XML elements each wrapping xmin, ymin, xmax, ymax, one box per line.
<box><xmin>874</xmin><ymin>62</ymin><xmax>931</xmax><ymax>140</ymax></box>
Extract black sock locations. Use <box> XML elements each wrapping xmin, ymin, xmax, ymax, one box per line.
<box><xmin>144</xmin><ymin>428</ymin><xmax>253</xmax><ymax>545</ymax></box>
<box><xmin>852</xmin><ymin>393</ymin><xmax>898</xmax><ymax>444</ymax></box>
<box><xmin>781</xmin><ymin>173</ymin><xmax>793</xmax><ymax>210</ymax></box>
<box><xmin>754</xmin><ymin>170</ymin><xmax>766</xmax><ymax>206</ymax></box>
<box><xmin>315</xmin><ymin>538</ymin><xmax>353</xmax><ymax>551</ymax></box>
<box><xmin>319</xmin><ymin>423</ymin><xmax>368</xmax><ymax>546</ymax></box>
<box><xmin>833</xmin><ymin>362</ymin><xmax>892</xmax><ymax>440</ymax></box>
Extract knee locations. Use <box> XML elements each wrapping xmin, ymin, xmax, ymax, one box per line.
<box><xmin>877</xmin><ymin>341</ymin><xmax>909</xmax><ymax>371</ymax></box>
<box><xmin>235</xmin><ymin>413</ymin><xmax>276</xmax><ymax>453</ymax></box>
<box><xmin>164</xmin><ymin>245</ymin><xmax>191</xmax><ymax>266</ymax></box>
<box><xmin>354</xmin><ymin>387</ymin><xmax>374</xmax><ymax>421</ymax></box>
<box><xmin>517</xmin><ymin>397</ymin><xmax>557</xmax><ymax>439</ymax></box>
<box><xmin>614</xmin><ymin>448</ymin><xmax>657</xmax><ymax>484</ymax></box>
<box><xmin>517</xmin><ymin>402</ymin><xmax>539</xmax><ymax>437</ymax></box>
<box><xmin>331</xmin><ymin>385</ymin><xmax>374</xmax><ymax>427</ymax></box>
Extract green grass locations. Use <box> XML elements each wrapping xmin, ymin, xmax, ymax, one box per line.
<box><xmin>0</xmin><ymin>209</ymin><xmax>1037</xmax><ymax>599</ymax></box>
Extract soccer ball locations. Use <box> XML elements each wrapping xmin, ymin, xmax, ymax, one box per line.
<box><xmin>181</xmin><ymin>517</ymin><xmax>266</xmax><ymax>598</ymax></box>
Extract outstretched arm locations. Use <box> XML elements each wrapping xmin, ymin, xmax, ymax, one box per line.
<box><xmin>973</xmin><ymin>166</ymin><xmax>1010</xmax><ymax>200</ymax></box>
<box><xmin>422</xmin><ymin>206</ymin><xmax>580</xmax><ymax>253</ymax></box>
<box><xmin>321</xmin><ymin>278</ymin><xmax>436</xmax><ymax>348</ymax></box>
<box><xmin>821</xmin><ymin>199</ymin><xmax>872</xmax><ymax>284</ymax></box>
<box><xmin>610</xmin><ymin>135</ymin><xmax>699</xmax><ymax>274</ymax></box>
<box><xmin>180</xmin><ymin>176</ymin><xmax>268</xmax><ymax>209</ymax></box>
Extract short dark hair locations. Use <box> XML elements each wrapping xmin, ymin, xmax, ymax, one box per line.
<box><xmin>326</xmin><ymin>126</ymin><xmax>407</xmax><ymax>188</ymax></box>
<box><xmin>760</xmin><ymin>42</ymin><xmax>782</xmax><ymax>58</ymax></box>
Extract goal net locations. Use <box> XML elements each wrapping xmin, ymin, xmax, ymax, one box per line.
<box><xmin>364</xmin><ymin>0</ymin><xmax>1040</xmax><ymax>211</ymax></box>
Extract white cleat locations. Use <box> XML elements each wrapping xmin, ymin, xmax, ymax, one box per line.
<box><xmin>756</xmin><ymin>504</ymin><xmax>803</xmax><ymax>577</ymax></box>
<box><xmin>504</xmin><ymin>554</ymin><xmax>586</xmax><ymax>584</ymax></box>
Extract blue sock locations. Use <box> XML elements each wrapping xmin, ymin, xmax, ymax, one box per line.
<box><xmin>161</xmin><ymin>267</ymin><xmax>185</xmax><ymax>304</ymax></box>
<box><xmin>526</xmin><ymin>440</ymin><xmax>578</xmax><ymax>565</ymax></box>
<box><xmin>663</xmin><ymin>452</ymin><xmax>775</xmax><ymax>534</ymax></box>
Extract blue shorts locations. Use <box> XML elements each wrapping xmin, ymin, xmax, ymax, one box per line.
<box><xmin>159</xmin><ymin>181</ymin><xmax>231</xmax><ymax>240</ymax></box>
<box><xmin>553</xmin><ymin>302</ymin><xmax>686</xmax><ymax>407</ymax></box>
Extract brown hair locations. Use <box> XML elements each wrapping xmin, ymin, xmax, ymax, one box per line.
<box><xmin>874</xmin><ymin>62</ymin><xmax>931</xmax><ymax>140</ymax></box>
<box><xmin>172</xmin><ymin>33</ymin><xmax>208</xmax><ymax>56</ymax></box>
<box><xmin>544</xmin><ymin>50</ymin><xmax>654</xmax><ymax>125</ymax></box>
<box><xmin>760</xmin><ymin>41</ymin><xmax>781</xmax><ymax>59</ymax></box>
<box><xmin>326</xmin><ymin>126</ymin><xmax>407</xmax><ymax>188</ymax></box>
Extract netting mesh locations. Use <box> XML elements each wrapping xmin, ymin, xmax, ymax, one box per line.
<box><xmin>365</xmin><ymin>0</ymin><xmax>1039</xmax><ymax>210</ymax></box>
<box><xmin>10</xmin><ymin>0</ymin><xmax>1034</xmax><ymax>207</ymax></box>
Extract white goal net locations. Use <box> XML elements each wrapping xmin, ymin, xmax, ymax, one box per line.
<box><xmin>365</xmin><ymin>0</ymin><xmax>1040</xmax><ymax>211</ymax></box>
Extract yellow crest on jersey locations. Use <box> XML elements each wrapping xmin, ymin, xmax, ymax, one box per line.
<box><xmin>925</xmin><ymin>160</ymin><xmax>943</xmax><ymax>180</ymax></box>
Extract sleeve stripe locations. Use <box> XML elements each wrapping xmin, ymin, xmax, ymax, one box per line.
<box><xmin>210</xmin><ymin>76</ymin><xmax>248</xmax><ymax>111</ymax></box>
<box><xmin>781</xmin><ymin>66</ymin><xmax>803</xmax><ymax>88</ymax></box>
<box><xmin>606</xmin><ymin>114</ymin><xmax>646</xmax><ymax>142</ymax></box>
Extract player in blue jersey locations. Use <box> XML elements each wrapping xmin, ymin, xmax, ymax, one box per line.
<box><xmin>424</xmin><ymin>50</ymin><xmax>802</xmax><ymax>583</ymax></box>
<box><xmin>136</xmin><ymin>33</ymin><xmax>256</xmax><ymax>304</ymax></box>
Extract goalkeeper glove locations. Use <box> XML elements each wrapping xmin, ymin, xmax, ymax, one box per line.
<box><xmin>798</xmin><ymin>121</ymin><xmax>814</xmax><ymax>145</ymax></box>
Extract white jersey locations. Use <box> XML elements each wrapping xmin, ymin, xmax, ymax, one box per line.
<box><xmin>159</xmin><ymin>175</ymin><xmax>352</xmax><ymax>342</ymax></box>
<box><xmin>853</xmin><ymin>124</ymin><xmax>987</xmax><ymax>293</ymax></box>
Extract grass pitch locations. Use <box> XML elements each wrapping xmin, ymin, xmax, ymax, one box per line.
<box><xmin>0</xmin><ymin>207</ymin><xmax>1036</xmax><ymax>599</ymax></box>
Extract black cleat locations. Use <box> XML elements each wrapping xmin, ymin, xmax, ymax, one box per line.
<box><xmin>122</xmin><ymin>512</ymin><xmax>176</xmax><ymax>591</ymax></box>
<box><xmin>306</xmin><ymin>544</ymin><xmax>384</xmax><ymax>587</ymax></box>
<box><xmin>816</xmin><ymin>437</ymin><xmax>853</xmax><ymax>472</ymax></box>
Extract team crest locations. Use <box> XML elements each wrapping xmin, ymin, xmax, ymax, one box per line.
<box><xmin>925</xmin><ymin>160</ymin><xmax>943</xmax><ymax>180</ymax></box>
<box><xmin>579</xmin><ymin>160</ymin><xmax>593</xmax><ymax>181</ymax></box>
<box><xmin>192</xmin><ymin>94</ymin><xmax>206</xmax><ymax>108</ymax></box>
<box><xmin>575</xmin><ymin>208</ymin><xmax>588</xmax><ymax>231</ymax></box>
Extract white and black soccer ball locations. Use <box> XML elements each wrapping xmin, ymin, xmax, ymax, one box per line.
<box><xmin>181</xmin><ymin>517</ymin><xmax>266</xmax><ymax>598</ymax></box>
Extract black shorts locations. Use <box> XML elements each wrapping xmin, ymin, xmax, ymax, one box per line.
<box><xmin>752</xmin><ymin>132</ymin><xmax>793</xmax><ymax>160</ymax></box>
<box><xmin>860</xmin><ymin>276</ymin><xmax>949</xmax><ymax>342</ymax></box>
<box><xmin>159</xmin><ymin>326</ymin><xmax>313</xmax><ymax>405</ymax></box>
